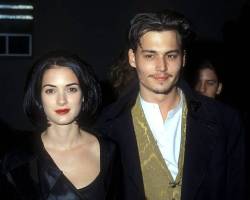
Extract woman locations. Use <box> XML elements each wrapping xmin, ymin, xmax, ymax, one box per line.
<box><xmin>0</xmin><ymin>52</ymin><xmax>119</xmax><ymax>199</ymax></box>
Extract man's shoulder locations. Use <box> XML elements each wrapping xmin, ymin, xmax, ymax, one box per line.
<box><xmin>95</xmin><ymin>94</ymin><xmax>136</xmax><ymax>141</ymax></box>
<box><xmin>99</xmin><ymin>92</ymin><xmax>138</xmax><ymax>121</ymax></box>
<box><xmin>192</xmin><ymin>93</ymin><xmax>241</xmax><ymax>125</ymax></box>
<box><xmin>98</xmin><ymin>134</ymin><xmax>117</xmax><ymax>150</ymax></box>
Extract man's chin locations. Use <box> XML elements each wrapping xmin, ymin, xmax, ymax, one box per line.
<box><xmin>152</xmin><ymin>88</ymin><xmax>171</xmax><ymax>95</ymax></box>
<box><xmin>151</xmin><ymin>84</ymin><xmax>178</xmax><ymax>95</ymax></box>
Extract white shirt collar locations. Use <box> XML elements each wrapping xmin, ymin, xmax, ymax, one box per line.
<box><xmin>139</xmin><ymin>89</ymin><xmax>183</xmax><ymax>121</ymax></box>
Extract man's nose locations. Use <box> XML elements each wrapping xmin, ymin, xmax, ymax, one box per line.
<box><xmin>156</xmin><ymin>57</ymin><xmax>167</xmax><ymax>71</ymax></box>
<box><xmin>199</xmin><ymin>82</ymin><xmax>207</xmax><ymax>93</ymax></box>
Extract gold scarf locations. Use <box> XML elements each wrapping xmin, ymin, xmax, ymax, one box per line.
<box><xmin>132</xmin><ymin>95</ymin><xmax>187</xmax><ymax>200</ymax></box>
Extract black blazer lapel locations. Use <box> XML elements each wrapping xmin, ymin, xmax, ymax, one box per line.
<box><xmin>181</xmin><ymin>103</ymin><xmax>218</xmax><ymax>200</ymax></box>
<box><xmin>114</xmin><ymin>111</ymin><xmax>145</xmax><ymax>196</ymax></box>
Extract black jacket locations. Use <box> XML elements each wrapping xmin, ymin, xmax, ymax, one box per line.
<box><xmin>0</xmin><ymin>133</ymin><xmax>120</xmax><ymax>200</ymax></box>
<box><xmin>97</xmin><ymin>79</ymin><xmax>246</xmax><ymax>200</ymax></box>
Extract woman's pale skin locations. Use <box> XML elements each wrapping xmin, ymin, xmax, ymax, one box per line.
<box><xmin>40</xmin><ymin>66</ymin><xmax>100</xmax><ymax>189</ymax></box>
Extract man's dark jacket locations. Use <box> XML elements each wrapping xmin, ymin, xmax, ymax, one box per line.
<box><xmin>97</xmin><ymin>79</ymin><xmax>246</xmax><ymax>200</ymax></box>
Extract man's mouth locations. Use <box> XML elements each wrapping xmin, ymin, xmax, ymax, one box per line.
<box><xmin>152</xmin><ymin>74</ymin><xmax>171</xmax><ymax>81</ymax></box>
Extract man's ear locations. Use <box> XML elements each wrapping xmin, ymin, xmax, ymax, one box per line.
<box><xmin>216</xmin><ymin>83</ymin><xmax>223</xmax><ymax>95</ymax></box>
<box><xmin>128</xmin><ymin>49</ymin><xmax>136</xmax><ymax>68</ymax></box>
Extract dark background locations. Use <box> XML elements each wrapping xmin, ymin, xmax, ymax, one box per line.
<box><xmin>0</xmin><ymin>0</ymin><xmax>249</xmax><ymax>131</ymax></box>
<box><xmin>0</xmin><ymin>0</ymin><xmax>250</xmax><ymax>194</ymax></box>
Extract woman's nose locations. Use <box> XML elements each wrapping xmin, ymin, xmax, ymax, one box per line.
<box><xmin>57</xmin><ymin>92</ymin><xmax>67</xmax><ymax>106</ymax></box>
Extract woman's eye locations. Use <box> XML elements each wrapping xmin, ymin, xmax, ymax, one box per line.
<box><xmin>68</xmin><ymin>87</ymin><xmax>78</xmax><ymax>93</ymax></box>
<box><xmin>45</xmin><ymin>88</ymin><xmax>55</xmax><ymax>94</ymax></box>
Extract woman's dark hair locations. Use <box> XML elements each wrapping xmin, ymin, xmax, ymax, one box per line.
<box><xmin>128</xmin><ymin>9</ymin><xmax>193</xmax><ymax>51</ymax></box>
<box><xmin>23</xmin><ymin>51</ymin><xmax>101</xmax><ymax>130</ymax></box>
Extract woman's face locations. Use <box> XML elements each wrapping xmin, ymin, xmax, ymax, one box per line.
<box><xmin>41</xmin><ymin>66</ymin><xmax>83</xmax><ymax>126</ymax></box>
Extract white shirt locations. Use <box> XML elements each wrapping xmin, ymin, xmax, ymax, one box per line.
<box><xmin>140</xmin><ymin>91</ymin><xmax>183</xmax><ymax>180</ymax></box>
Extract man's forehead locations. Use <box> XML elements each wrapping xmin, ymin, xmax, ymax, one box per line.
<box><xmin>138</xmin><ymin>30</ymin><xmax>182</xmax><ymax>49</ymax></box>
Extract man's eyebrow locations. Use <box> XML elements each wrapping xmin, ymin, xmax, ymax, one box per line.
<box><xmin>207</xmin><ymin>80</ymin><xmax>217</xmax><ymax>82</ymax></box>
<box><xmin>141</xmin><ymin>49</ymin><xmax>181</xmax><ymax>54</ymax></box>
<box><xmin>141</xmin><ymin>49</ymin><xmax>156</xmax><ymax>53</ymax></box>
<box><xmin>165</xmin><ymin>50</ymin><xmax>181</xmax><ymax>54</ymax></box>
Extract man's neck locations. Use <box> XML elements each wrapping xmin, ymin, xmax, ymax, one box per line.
<box><xmin>140</xmin><ymin>87</ymin><xmax>181</xmax><ymax>120</ymax></box>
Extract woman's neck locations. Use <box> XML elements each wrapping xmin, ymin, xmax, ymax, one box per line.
<box><xmin>41</xmin><ymin>123</ymin><xmax>84</xmax><ymax>151</ymax></box>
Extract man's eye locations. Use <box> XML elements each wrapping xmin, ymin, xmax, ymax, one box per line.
<box><xmin>207</xmin><ymin>81</ymin><xmax>217</xmax><ymax>85</ymax></box>
<box><xmin>144</xmin><ymin>54</ymin><xmax>154</xmax><ymax>59</ymax></box>
<box><xmin>167</xmin><ymin>54</ymin><xmax>177</xmax><ymax>60</ymax></box>
<box><xmin>45</xmin><ymin>88</ymin><xmax>55</xmax><ymax>94</ymax></box>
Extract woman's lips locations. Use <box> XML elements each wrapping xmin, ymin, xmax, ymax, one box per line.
<box><xmin>55</xmin><ymin>108</ymin><xmax>70</xmax><ymax>115</ymax></box>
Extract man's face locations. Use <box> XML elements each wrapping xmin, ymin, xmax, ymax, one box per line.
<box><xmin>194</xmin><ymin>68</ymin><xmax>222</xmax><ymax>98</ymax></box>
<box><xmin>128</xmin><ymin>31</ymin><xmax>185</xmax><ymax>99</ymax></box>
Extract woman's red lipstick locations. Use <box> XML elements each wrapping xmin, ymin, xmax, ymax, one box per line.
<box><xmin>55</xmin><ymin>108</ymin><xmax>70</xmax><ymax>115</ymax></box>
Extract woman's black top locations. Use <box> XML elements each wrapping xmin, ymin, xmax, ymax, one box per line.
<box><xmin>0</xmin><ymin>133</ymin><xmax>120</xmax><ymax>200</ymax></box>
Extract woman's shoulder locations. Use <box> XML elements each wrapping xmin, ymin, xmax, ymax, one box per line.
<box><xmin>0</xmin><ymin>131</ymin><xmax>38</xmax><ymax>173</ymax></box>
<box><xmin>85</xmin><ymin>129</ymin><xmax>117</xmax><ymax>148</ymax></box>
<box><xmin>87</xmin><ymin>132</ymin><xmax>117</xmax><ymax>162</ymax></box>
<box><xmin>1</xmin><ymin>147</ymin><xmax>37</xmax><ymax>176</ymax></box>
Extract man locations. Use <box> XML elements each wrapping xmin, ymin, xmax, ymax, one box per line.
<box><xmin>194</xmin><ymin>60</ymin><xmax>223</xmax><ymax>98</ymax></box>
<box><xmin>97</xmin><ymin>10</ymin><xmax>245</xmax><ymax>200</ymax></box>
